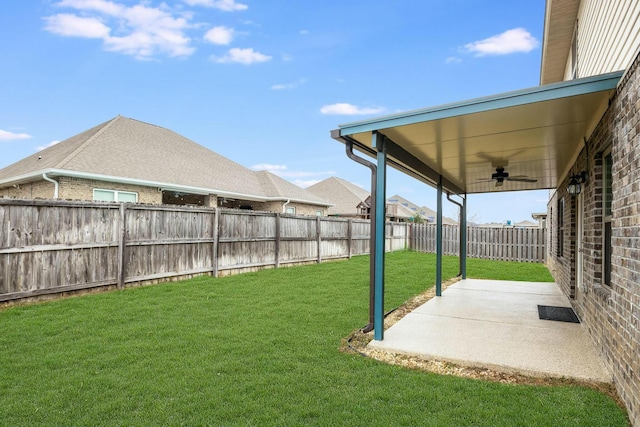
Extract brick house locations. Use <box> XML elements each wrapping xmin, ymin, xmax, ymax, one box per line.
<box><xmin>543</xmin><ymin>0</ymin><xmax>640</xmax><ymax>424</ymax></box>
<box><xmin>0</xmin><ymin>116</ymin><xmax>330</xmax><ymax>216</ymax></box>
<box><xmin>306</xmin><ymin>176</ymin><xmax>438</xmax><ymax>222</ymax></box>
<box><xmin>307</xmin><ymin>176</ymin><xmax>373</xmax><ymax>218</ymax></box>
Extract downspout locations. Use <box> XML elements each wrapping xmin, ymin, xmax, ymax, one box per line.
<box><xmin>42</xmin><ymin>173</ymin><xmax>59</xmax><ymax>199</ymax></box>
<box><xmin>343</xmin><ymin>136</ymin><xmax>377</xmax><ymax>334</ymax></box>
<box><xmin>447</xmin><ymin>192</ymin><xmax>466</xmax><ymax>277</ymax></box>
<box><xmin>282</xmin><ymin>199</ymin><xmax>291</xmax><ymax>213</ymax></box>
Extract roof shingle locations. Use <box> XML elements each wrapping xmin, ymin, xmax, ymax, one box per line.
<box><xmin>0</xmin><ymin>116</ymin><xmax>328</xmax><ymax>206</ymax></box>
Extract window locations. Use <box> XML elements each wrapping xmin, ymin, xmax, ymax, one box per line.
<box><xmin>557</xmin><ymin>198</ymin><xmax>564</xmax><ymax>257</ymax></box>
<box><xmin>603</xmin><ymin>150</ymin><xmax>613</xmax><ymax>286</ymax></box>
<box><xmin>315</xmin><ymin>210</ymin><xmax>323</xmax><ymax>216</ymax></box>
<box><xmin>285</xmin><ymin>206</ymin><xmax>296</xmax><ymax>215</ymax></box>
<box><xmin>93</xmin><ymin>189</ymin><xmax>138</xmax><ymax>203</ymax></box>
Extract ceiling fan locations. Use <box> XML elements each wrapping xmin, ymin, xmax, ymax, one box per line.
<box><xmin>479</xmin><ymin>167</ymin><xmax>538</xmax><ymax>187</ymax></box>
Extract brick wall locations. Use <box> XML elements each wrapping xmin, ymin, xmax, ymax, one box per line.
<box><xmin>1</xmin><ymin>177</ymin><xmax>327</xmax><ymax>215</ymax></box>
<box><xmin>57</xmin><ymin>177</ymin><xmax>161</xmax><ymax>203</ymax></box>
<box><xmin>1</xmin><ymin>178</ymin><xmax>161</xmax><ymax>203</ymax></box>
<box><xmin>255</xmin><ymin>201</ymin><xmax>326</xmax><ymax>216</ymax></box>
<box><xmin>220</xmin><ymin>199</ymin><xmax>326</xmax><ymax>216</ymax></box>
<box><xmin>0</xmin><ymin>180</ymin><xmax>55</xmax><ymax>199</ymax></box>
<box><xmin>548</xmin><ymin>51</ymin><xmax>640</xmax><ymax>425</ymax></box>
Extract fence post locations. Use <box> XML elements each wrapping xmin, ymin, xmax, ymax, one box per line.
<box><xmin>117</xmin><ymin>203</ymin><xmax>126</xmax><ymax>290</ymax></box>
<box><xmin>212</xmin><ymin>208</ymin><xmax>219</xmax><ymax>278</ymax></box>
<box><xmin>347</xmin><ymin>219</ymin><xmax>353</xmax><ymax>259</ymax></box>
<box><xmin>275</xmin><ymin>213</ymin><xmax>281</xmax><ymax>268</ymax></box>
<box><xmin>316</xmin><ymin>216</ymin><xmax>322</xmax><ymax>263</ymax></box>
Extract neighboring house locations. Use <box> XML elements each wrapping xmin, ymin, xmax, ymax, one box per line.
<box><xmin>479</xmin><ymin>220</ymin><xmax>538</xmax><ymax>228</ymax></box>
<box><xmin>477</xmin><ymin>222</ymin><xmax>504</xmax><ymax>228</ymax></box>
<box><xmin>387</xmin><ymin>194</ymin><xmax>458</xmax><ymax>225</ymax></box>
<box><xmin>307</xmin><ymin>177</ymin><xmax>420</xmax><ymax>222</ymax></box>
<box><xmin>307</xmin><ymin>177</ymin><xmax>372</xmax><ymax>218</ymax></box>
<box><xmin>514</xmin><ymin>220</ymin><xmax>538</xmax><ymax>228</ymax></box>
<box><xmin>531</xmin><ymin>212</ymin><xmax>547</xmax><ymax>228</ymax></box>
<box><xmin>386</xmin><ymin>201</ymin><xmax>418</xmax><ymax>222</ymax></box>
<box><xmin>0</xmin><ymin>116</ymin><xmax>330</xmax><ymax>216</ymax></box>
<box><xmin>543</xmin><ymin>0</ymin><xmax>640</xmax><ymax>423</ymax></box>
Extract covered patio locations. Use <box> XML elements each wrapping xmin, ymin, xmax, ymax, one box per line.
<box><xmin>331</xmin><ymin>72</ymin><xmax>622</xmax><ymax>379</ymax></box>
<box><xmin>368</xmin><ymin>279</ymin><xmax>611</xmax><ymax>382</ymax></box>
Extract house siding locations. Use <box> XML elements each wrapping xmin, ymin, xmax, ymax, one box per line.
<box><xmin>567</xmin><ymin>0</ymin><xmax>640</xmax><ymax>80</ymax></box>
<box><xmin>549</xmin><ymin>50</ymin><xmax>640</xmax><ymax>426</ymax></box>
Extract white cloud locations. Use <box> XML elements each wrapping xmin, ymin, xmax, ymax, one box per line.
<box><xmin>45</xmin><ymin>1</ymin><xmax>197</xmax><ymax>59</ymax></box>
<box><xmin>445</xmin><ymin>56</ymin><xmax>461</xmax><ymax>64</ymax></box>
<box><xmin>56</xmin><ymin>0</ymin><xmax>125</xmax><ymax>16</ymax></box>
<box><xmin>44</xmin><ymin>13</ymin><xmax>111</xmax><ymax>38</ymax></box>
<box><xmin>0</xmin><ymin>130</ymin><xmax>32</xmax><ymax>141</ymax></box>
<box><xmin>271</xmin><ymin>78</ymin><xmax>306</xmax><ymax>90</ymax></box>
<box><xmin>292</xmin><ymin>179</ymin><xmax>321</xmax><ymax>188</ymax></box>
<box><xmin>319</xmin><ymin>103</ymin><xmax>386</xmax><ymax>116</ymax></box>
<box><xmin>250</xmin><ymin>164</ymin><xmax>334</xmax><ymax>185</ymax></box>
<box><xmin>213</xmin><ymin>47</ymin><xmax>271</xmax><ymax>64</ymax></box>
<box><xmin>204</xmin><ymin>26</ymin><xmax>234</xmax><ymax>45</ymax></box>
<box><xmin>36</xmin><ymin>140</ymin><xmax>61</xmax><ymax>151</ymax></box>
<box><xmin>463</xmin><ymin>28</ymin><xmax>539</xmax><ymax>56</ymax></box>
<box><xmin>182</xmin><ymin>0</ymin><xmax>247</xmax><ymax>11</ymax></box>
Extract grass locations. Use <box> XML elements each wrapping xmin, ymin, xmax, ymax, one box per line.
<box><xmin>0</xmin><ymin>251</ymin><xmax>627</xmax><ymax>426</ymax></box>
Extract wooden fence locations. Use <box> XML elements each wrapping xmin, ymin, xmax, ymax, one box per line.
<box><xmin>0</xmin><ymin>199</ymin><xmax>409</xmax><ymax>302</ymax></box>
<box><xmin>0</xmin><ymin>199</ymin><xmax>545</xmax><ymax>303</ymax></box>
<box><xmin>409</xmin><ymin>223</ymin><xmax>547</xmax><ymax>263</ymax></box>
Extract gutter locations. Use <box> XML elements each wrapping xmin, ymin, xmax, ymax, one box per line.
<box><xmin>1</xmin><ymin>169</ymin><xmax>331</xmax><ymax>208</ymax></box>
<box><xmin>42</xmin><ymin>173</ymin><xmax>59</xmax><ymax>199</ymax></box>
<box><xmin>282</xmin><ymin>199</ymin><xmax>291</xmax><ymax>213</ymax></box>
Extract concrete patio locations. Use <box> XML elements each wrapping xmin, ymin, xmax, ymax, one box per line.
<box><xmin>368</xmin><ymin>279</ymin><xmax>611</xmax><ymax>383</ymax></box>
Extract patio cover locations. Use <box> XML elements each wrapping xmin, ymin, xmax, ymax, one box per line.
<box><xmin>331</xmin><ymin>71</ymin><xmax>623</xmax><ymax>340</ymax></box>
<box><xmin>332</xmin><ymin>71</ymin><xmax>622</xmax><ymax>195</ymax></box>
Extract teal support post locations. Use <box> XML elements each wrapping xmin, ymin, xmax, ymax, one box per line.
<box><xmin>372</xmin><ymin>132</ymin><xmax>387</xmax><ymax>341</ymax></box>
<box><xmin>436</xmin><ymin>176</ymin><xmax>443</xmax><ymax>296</ymax></box>
<box><xmin>461</xmin><ymin>194</ymin><xmax>467</xmax><ymax>279</ymax></box>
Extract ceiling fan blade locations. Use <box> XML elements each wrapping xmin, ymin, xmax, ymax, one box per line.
<box><xmin>506</xmin><ymin>177</ymin><xmax>538</xmax><ymax>183</ymax></box>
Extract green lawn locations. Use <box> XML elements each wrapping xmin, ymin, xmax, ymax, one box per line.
<box><xmin>0</xmin><ymin>252</ymin><xmax>627</xmax><ymax>426</ymax></box>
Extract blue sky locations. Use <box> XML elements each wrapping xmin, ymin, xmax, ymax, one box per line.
<box><xmin>1</xmin><ymin>0</ymin><xmax>549</xmax><ymax>223</ymax></box>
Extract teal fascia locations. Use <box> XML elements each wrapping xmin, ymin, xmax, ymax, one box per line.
<box><xmin>337</xmin><ymin>71</ymin><xmax>623</xmax><ymax>136</ymax></box>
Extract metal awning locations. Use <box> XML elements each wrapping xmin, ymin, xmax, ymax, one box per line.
<box><xmin>331</xmin><ymin>71</ymin><xmax>623</xmax><ymax>341</ymax></box>
<box><xmin>332</xmin><ymin>71</ymin><xmax>622</xmax><ymax>195</ymax></box>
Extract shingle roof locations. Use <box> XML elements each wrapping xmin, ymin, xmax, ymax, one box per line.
<box><xmin>388</xmin><ymin>202</ymin><xmax>416</xmax><ymax>219</ymax></box>
<box><xmin>306</xmin><ymin>177</ymin><xmax>370</xmax><ymax>215</ymax></box>
<box><xmin>387</xmin><ymin>194</ymin><xmax>458</xmax><ymax>225</ymax></box>
<box><xmin>254</xmin><ymin>171</ymin><xmax>331</xmax><ymax>204</ymax></box>
<box><xmin>0</xmin><ymin>116</ymin><xmax>329</xmax><ymax>206</ymax></box>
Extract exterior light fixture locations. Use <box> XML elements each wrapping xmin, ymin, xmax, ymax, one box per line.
<box><xmin>567</xmin><ymin>171</ymin><xmax>588</xmax><ymax>196</ymax></box>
